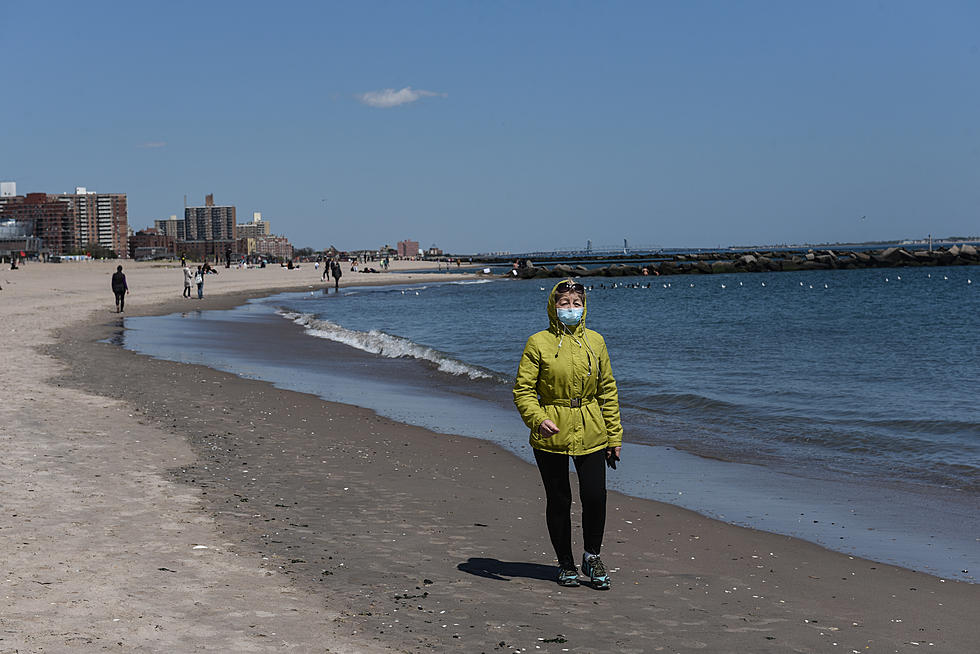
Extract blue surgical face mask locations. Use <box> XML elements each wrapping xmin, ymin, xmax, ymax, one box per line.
<box><xmin>557</xmin><ymin>307</ymin><xmax>584</xmax><ymax>326</ymax></box>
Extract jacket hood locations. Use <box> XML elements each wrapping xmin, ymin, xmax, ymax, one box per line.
<box><xmin>548</xmin><ymin>279</ymin><xmax>587</xmax><ymax>334</ymax></box>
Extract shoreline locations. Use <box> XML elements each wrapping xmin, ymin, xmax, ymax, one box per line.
<box><xmin>122</xmin><ymin>288</ymin><xmax>979</xmax><ymax>582</ymax></box>
<box><xmin>3</xmin><ymin>261</ymin><xmax>978</xmax><ymax>652</ymax></box>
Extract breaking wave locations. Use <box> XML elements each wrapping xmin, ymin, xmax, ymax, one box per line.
<box><xmin>279</xmin><ymin>310</ymin><xmax>499</xmax><ymax>381</ymax></box>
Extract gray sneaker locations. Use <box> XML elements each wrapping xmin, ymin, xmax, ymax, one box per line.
<box><xmin>582</xmin><ymin>554</ymin><xmax>610</xmax><ymax>590</ymax></box>
<box><xmin>556</xmin><ymin>566</ymin><xmax>580</xmax><ymax>587</ymax></box>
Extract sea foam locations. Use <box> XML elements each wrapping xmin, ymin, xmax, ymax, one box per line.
<box><xmin>280</xmin><ymin>310</ymin><xmax>499</xmax><ymax>381</ymax></box>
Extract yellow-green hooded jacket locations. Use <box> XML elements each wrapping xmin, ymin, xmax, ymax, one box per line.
<box><xmin>513</xmin><ymin>280</ymin><xmax>623</xmax><ymax>455</ymax></box>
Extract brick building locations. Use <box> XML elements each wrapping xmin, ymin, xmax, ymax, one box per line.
<box><xmin>241</xmin><ymin>234</ymin><xmax>293</xmax><ymax>260</ymax></box>
<box><xmin>129</xmin><ymin>228</ymin><xmax>176</xmax><ymax>259</ymax></box>
<box><xmin>0</xmin><ymin>193</ymin><xmax>75</xmax><ymax>255</ymax></box>
<box><xmin>179</xmin><ymin>239</ymin><xmax>236</xmax><ymax>263</ymax></box>
<box><xmin>0</xmin><ymin>187</ymin><xmax>128</xmax><ymax>256</ymax></box>
<box><xmin>184</xmin><ymin>194</ymin><xmax>236</xmax><ymax>241</ymax></box>
<box><xmin>154</xmin><ymin>215</ymin><xmax>186</xmax><ymax>240</ymax></box>
<box><xmin>67</xmin><ymin>188</ymin><xmax>128</xmax><ymax>255</ymax></box>
<box><xmin>397</xmin><ymin>239</ymin><xmax>419</xmax><ymax>257</ymax></box>
<box><xmin>236</xmin><ymin>212</ymin><xmax>272</xmax><ymax>239</ymax></box>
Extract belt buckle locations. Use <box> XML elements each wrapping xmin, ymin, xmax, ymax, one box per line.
<box><xmin>569</xmin><ymin>398</ymin><xmax>582</xmax><ymax>408</ymax></box>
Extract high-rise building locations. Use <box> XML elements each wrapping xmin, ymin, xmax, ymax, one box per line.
<box><xmin>184</xmin><ymin>194</ymin><xmax>236</xmax><ymax>241</ymax></box>
<box><xmin>0</xmin><ymin>193</ymin><xmax>74</xmax><ymax>255</ymax></box>
<box><xmin>237</xmin><ymin>211</ymin><xmax>272</xmax><ymax>239</ymax></box>
<box><xmin>1</xmin><ymin>181</ymin><xmax>16</xmax><ymax>197</ymax></box>
<box><xmin>63</xmin><ymin>188</ymin><xmax>128</xmax><ymax>255</ymax></box>
<box><xmin>154</xmin><ymin>215</ymin><xmax>186</xmax><ymax>240</ymax></box>
<box><xmin>0</xmin><ymin>187</ymin><xmax>128</xmax><ymax>256</ymax></box>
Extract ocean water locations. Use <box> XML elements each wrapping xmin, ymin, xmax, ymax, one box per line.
<box><xmin>121</xmin><ymin>266</ymin><xmax>980</xmax><ymax>581</ymax></box>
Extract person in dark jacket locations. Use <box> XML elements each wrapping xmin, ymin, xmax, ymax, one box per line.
<box><xmin>330</xmin><ymin>259</ymin><xmax>342</xmax><ymax>292</ymax></box>
<box><xmin>111</xmin><ymin>265</ymin><xmax>128</xmax><ymax>312</ymax></box>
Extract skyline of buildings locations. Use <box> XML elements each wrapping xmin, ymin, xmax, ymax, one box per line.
<box><xmin>1</xmin><ymin>180</ymin><xmax>430</xmax><ymax>260</ymax></box>
<box><xmin>0</xmin><ymin>185</ymin><xmax>128</xmax><ymax>257</ymax></box>
<box><xmin>142</xmin><ymin>197</ymin><xmax>293</xmax><ymax>261</ymax></box>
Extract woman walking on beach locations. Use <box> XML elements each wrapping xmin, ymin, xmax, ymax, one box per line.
<box><xmin>111</xmin><ymin>265</ymin><xmax>128</xmax><ymax>312</ymax></box>
<box><xmin>513</xmin><ymin>279</ymin><xmax>622</xmax><ymax>589</ymax></box>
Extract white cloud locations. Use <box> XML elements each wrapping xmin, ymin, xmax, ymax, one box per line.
<box><xmin>357</xmin><ymin>86</ymin><xmax>446</xmax><ymax>108</ymax></box>
<box><xmin>138</xmin><ymin>141</ymin><xmax>167</xmax><ymax>149</ymax></box>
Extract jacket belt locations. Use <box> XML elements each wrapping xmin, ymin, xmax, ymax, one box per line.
<box><xmin>544</xmin><ymin>397</ymin><xmax>596</xmax><ymax>408</ymax></box>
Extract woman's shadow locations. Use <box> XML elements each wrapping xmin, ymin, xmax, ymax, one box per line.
<box><xmin>457</xmin><ymin>557</ymin><xmax>555</xmax><ymax>582</ymax></box>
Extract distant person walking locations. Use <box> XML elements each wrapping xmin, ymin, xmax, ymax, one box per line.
<box><xmin>182</xmin><ymin>263</ymin><xmax>194</xmax><ymax>298</ymax></box>
<box><xmin>111</xmin><ymin>265</ymin><xmax>129</xmax><ymax>312</ymax></box>
<box><xmin>330</xmin><ymin>259</ymin><xmax>342</xmax><ymax>292</ymax></box>
<box><xmin>195</xmin><ymin>266</ymin><xmax>205</xmax><ymax>299</ymax></box>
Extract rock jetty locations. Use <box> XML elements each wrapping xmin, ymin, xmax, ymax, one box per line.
<box><xmin>506</xmin><ymin>245</ymin><xmax>979</xmax><ymax>279</ymax></box>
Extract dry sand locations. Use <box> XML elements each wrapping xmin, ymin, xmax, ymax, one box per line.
<box><xmin>1</xmin><ymin>260</ymin><xmax>977</xmax><ymax>653</ymax></box>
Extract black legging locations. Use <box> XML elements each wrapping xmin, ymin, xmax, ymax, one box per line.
<box><xmin>533</xmin><ymin>448</ymin><xmax>607</xmax><ymax>569</ymax></box>
<box><xmin>114</xmin><ymin>290</ymin><xmax>125</xmax><ymax>311</ymax></box>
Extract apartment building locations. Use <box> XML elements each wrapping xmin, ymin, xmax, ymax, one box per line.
<box><xmin>184</xmin><ymin>193</ymin><xmax>236</xmax><ymax>241</ymax></box>
<box><xmin>0</xmin><ymin>186</ymin><xmax>128</xmax><ymax>256</ymax></box>
<box><xmin>236</xmin><ymin>212</ymin><xmax>272</xmax><ymax>239</ymax></box>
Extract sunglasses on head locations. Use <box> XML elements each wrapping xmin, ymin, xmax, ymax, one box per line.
<box><xmin>555</xmin><ymin>281</ymin><xmax>585</xmax><ymax>294</ymax></box>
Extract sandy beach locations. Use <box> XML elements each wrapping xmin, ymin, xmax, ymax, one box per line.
<box><xmin>1</xmin><ymin>260</ymin><xmax>977</xmax><ymax>653</ymax></box>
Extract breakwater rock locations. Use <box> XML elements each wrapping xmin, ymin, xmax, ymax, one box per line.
<box><xmin>507</xmin><ymin>245</ymin><xmax>979</xmax><ymax>279</ymax></box>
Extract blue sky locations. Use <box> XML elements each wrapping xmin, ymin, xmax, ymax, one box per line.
<box><xmin>2</xmin><ymin>1</ymin><xmax>978</xmax><ymax>253</ymax></box>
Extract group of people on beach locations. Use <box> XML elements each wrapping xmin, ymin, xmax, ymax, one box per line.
<box><xmin>181</xmin><ymin>263</ymin><xmax>213</xmax><ymax>299</ymax></box>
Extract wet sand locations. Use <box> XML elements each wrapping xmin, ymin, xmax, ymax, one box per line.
<box><xmin>2</xmin><ymin>261</ymin><xmax>977</xmax><ymax>653</ymax></box>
